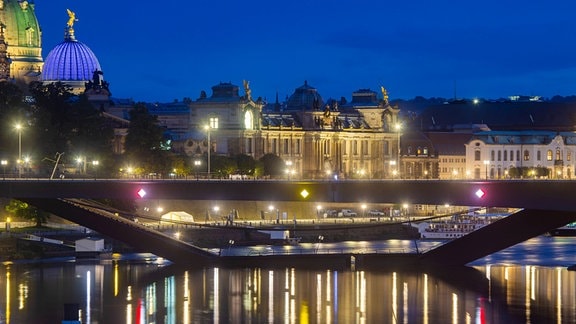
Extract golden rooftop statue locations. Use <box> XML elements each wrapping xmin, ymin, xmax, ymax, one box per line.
<box><xmin>381</xmin><ymin>86</ymin><xmax>389</xmax><ymax>103</ymax></box>
<box><xmin>66</xmin><ymin>9</ymin><xmax>77</xmax><ymax>28</ymax></box>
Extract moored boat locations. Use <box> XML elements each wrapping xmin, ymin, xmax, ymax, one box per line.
<box><xmin>413</xmin><ymin>214</ymin><xmax>505</xmax><ymax>239</ymax></box>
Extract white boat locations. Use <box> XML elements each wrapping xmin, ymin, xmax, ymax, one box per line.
<box><xmin>413</xmin><ymin>214</ymin><xmax>503</xmax><ymax>239</ymax></box>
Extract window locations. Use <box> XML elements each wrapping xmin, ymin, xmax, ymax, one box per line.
<box><xmin>537</xmin><ymin>150</ymin><xmax>541</xmax><ymax>161</ymax></box>
<box><xmin>516</xmin><ymin>150</ymin><xmax>520</xmax><ymax>161</ymax></box>
<box><xmin>353</xmin><ymin>141</ymin><xmax>358</xmax><ymax>155</ymax></box>
<box><xmin>491</xmin><ymin>150</ymin><xmax>495</xmax><ymax>161</ymax></box>
<box><xmin>209</xmin><ymin>117</ymin><xmax>219</xmax><ymax>129</ymax></box>
<box><xmin>510</xmin><ymin>150</ymin><xmax>514</xmax><ymax>161</ymax></box>
<box><xmin>474</xmin><ymin>150</ymin><xmax>481</xmax><ymax>161</ymax></box>
<box><xmin>283</xmin><ymin>139</ymin><xmax>289</xmax><ymax>154</ymax></box>
<box><xmin>568</xmin><ymin>151</ymin><xmax>572</xmax><ymax>162</ymax></box>
<box><xmin>547</xmin><ymin>150</ymin><xmax>552</xmax><ymax>161</ymax></box>
<box><xmin>296</xmin><ymin>139</ymin><xmax>301</xmax><ymax>155</ymax></box>
<box><xmin>556</xmin><ymin>149</ymin><xmax>561</xmax><ymax>160</ymax></box>
<box><xmin>244</xmin><ymin>111</ymin><xmax>253</xmax><ymax>130</ymax></box>
<box><xmin>523</xmin><ymin>150</ymin><xmax>530</xmax><ymax>161</ymax></box>
<box><xmin>363</xmin><ymin>140</ymin><xmax>368</xmax><ymax>155</ymax></box>
<box><xmin>503</xmin><ymin>150</ymin><xmax>507</xmax><ymax>161</ymax></box>
<box><xmin>497</xmin><ymin>151</ymin><xmax>501</xmax><ymax>161</ymax></box>
<box><xmin>423</xmin><ymin>147</ymin><xmax>428</xmax><ymax>155</ymax></box>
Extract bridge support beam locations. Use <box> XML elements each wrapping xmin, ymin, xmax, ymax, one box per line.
<box><xmin>21</xmin><ymin>198</ymin><xmax>217</xmax><ymax>266</ymax></box>
<box><xmin>419</xmin><ymin>209</ymin><xmax>576</xmax><ymax>266</ymax></box>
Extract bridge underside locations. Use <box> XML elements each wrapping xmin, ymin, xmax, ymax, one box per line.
<box><xmin>21</xmin><ymin>198</ymin><xmax>218</xmax><ymax>267</ymax></box>
<box><xmin>419</xmin><ymin>209</ymin><xmax>576</xmax><ymax>266</ymax></box>
<box><xmin>19</xmin><ymin>199</ymin><xmax>576</xmax><ymax>268</ymax></box>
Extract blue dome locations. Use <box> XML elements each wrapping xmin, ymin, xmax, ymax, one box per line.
<box><xmin>42</xmin><ymin>39</ymin><xmax>101</xmax><ymax>82</ymax></box>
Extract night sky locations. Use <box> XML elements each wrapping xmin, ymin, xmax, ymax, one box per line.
<box><xmin>34</xmin><ymin>1</ymin><xmax>576</xmax><ymax>103</ymax></box>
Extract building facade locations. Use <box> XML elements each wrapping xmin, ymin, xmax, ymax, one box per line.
<box><xmin>185</xmin><ymin>81</ymin><xmax>401</xmax><ymax>179</ymax></box>
<box><xmin>465</xmin><ymin>131</ymin><xmax>576</xmax><ymax>179</ymax></box>
<box><xmin>0</xmin><ymin>0</ymin><xmax>43</xmax><ymax>89</ymax></box>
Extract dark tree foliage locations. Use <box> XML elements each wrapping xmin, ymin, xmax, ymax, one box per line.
<box><xmin>123</xmin><ymin>103</ymin><xmax>173</xmax><ymax>174</ymax></box>
<box><xmin>508</xmin><ymin>166</ymin><xmax>550</xmax><ymax>178</ymax></box>
<box><xmin>0</xmin><ymin>82</ymin><xmax>27</xmax><ymax>155</ymax></box>
<box><xmin>26</xmin><ymin>82</ymin><xmax>114</xmax><ymax>175</ymax></box>
<box><xmin>235</xmin><ymin>154</ymin><xmax>257</xmax><ymax>175</ymax></box>
<box><xmin>259</xmin><ymin>153</ymin><xmax>285</xmax><ymax>177</ymax></box>
<box><xmin>5</xmin><ymin>199</ymin><xmax>50</xmax><ymax>227</ymax></box>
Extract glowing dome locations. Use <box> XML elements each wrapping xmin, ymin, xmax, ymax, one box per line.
<box><xmin>41</xmin><ymin>9</ymin><xmax>102</xmax><ymax>93</ymax></box>
<box><xmin>42</xmin><ymin>37</ymin><xmax>101</xmax><ymax>82</ymax></box>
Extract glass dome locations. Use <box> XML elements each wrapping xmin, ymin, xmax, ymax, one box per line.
<box><xmin>42</xmin><ymin>38</ymin><xmax>101</xmax><ymax>82</ymax></box>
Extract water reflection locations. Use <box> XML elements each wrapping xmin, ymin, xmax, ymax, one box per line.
<box><xmin>0</xmin><ymin>260</ymin><xmax>575</xmax><ymax>323</ymax></box>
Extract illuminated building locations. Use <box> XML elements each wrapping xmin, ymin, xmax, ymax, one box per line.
<box><xmin>185</xmin><ymin>81</ymin><xmax>401</xmax><ymax>179</ymax></box>
<box><xmin>465</xmin><ymin>130</ymin><xmax>576</xmax><ymax>179</ymax></box>
<box><xmin>0</xmin><ymin>0</ymin><xmax>43</xmax><ymax>89</ymax></box>
<box><xmin>42</xmin><ymin>9</ymin><xmax>107</xmax><ymax>96</ymax></box>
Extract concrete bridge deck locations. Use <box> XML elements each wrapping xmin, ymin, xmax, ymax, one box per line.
<box><xmin>8</xmin><ymin>179</ymin><xmax>576</xmax><ymax>268</ymax></box>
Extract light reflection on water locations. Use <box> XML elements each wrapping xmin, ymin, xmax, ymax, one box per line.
<box><xmin>0</xmin><ymin>237</ymin><xmax>574</xmax><ymax>323</ymax></box>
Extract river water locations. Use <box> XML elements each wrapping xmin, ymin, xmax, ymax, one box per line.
<box><xmin>1</xmin><ymin>236</ymin><xmax>575</xmax><ymax>323</ymax></box>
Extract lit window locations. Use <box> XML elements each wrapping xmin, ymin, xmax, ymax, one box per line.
<box><xmin>209</xmin><ymin>117</ymin><xmax>219</xmax><ymax>129</ymax></box>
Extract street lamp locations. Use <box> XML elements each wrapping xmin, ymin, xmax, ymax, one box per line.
<box><xmin>1</xmin><ymin>160</ymin><xmax>7</xmax><ymax>179</ymax></box>
<box><xmin>361</xmin><ymin>204</ymin><xmax>367</xmax><ymax>217</ymax></box>
<box><xmin>194</xmin><ymin>159</ymin><xmax>201</xmax><ymax>179</ymax></box>
<box><xmin>483</xmin><ymin>160</ymin><xmax>490</xmax><ymax>180</ymax></box>
<box><xmin>14</xmin><ymin>123</ymin><xmax>22</xmax><ymax>178</ymax></box>
<box><xmin>204</xmin><ymin>125</ymin><xmax>211</xmax><ymax>177</ymax></box>
<box><xmin>395</xmin><ymin>123</ymin><xmax>402</xmax><ymax>178</ymax></box>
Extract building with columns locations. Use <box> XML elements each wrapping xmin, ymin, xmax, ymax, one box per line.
<box><xmin>184</xmin><ymin>81</ymin><xmax>401</xmax><ymax>179</ymax></box>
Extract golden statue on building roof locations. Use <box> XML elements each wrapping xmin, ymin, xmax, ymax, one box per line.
<box><xmin>66</xmin><ymin>9</ymin><xmax>77</xmax><ymax>28</ymax></box>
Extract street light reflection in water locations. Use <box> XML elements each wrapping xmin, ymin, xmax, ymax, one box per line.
<box><xmin>2</xmin><ymin>238</ymin><xmax>576</xmax><ymax>324</ymax></box>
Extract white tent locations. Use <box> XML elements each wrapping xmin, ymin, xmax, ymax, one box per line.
<box><xmin>160</xmin><ymin>211</ymin><xmax>194</xmax><ymax>224</ymax></box>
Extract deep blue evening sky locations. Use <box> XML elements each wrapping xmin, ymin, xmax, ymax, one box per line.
<box><xmin>35</xmin><ymin>1</ymin><xmax>576</xmax><ymax>103</ymax></box>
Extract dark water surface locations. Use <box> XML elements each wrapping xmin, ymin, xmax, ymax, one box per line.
<box><xmin>1</xmin><ymin>237</ymin><xmax>575</xmax><ymax>323</ymax></box>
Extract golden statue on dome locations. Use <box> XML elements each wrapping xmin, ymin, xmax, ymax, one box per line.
<box><xmin>66</xmin><ymin>9</ymin><xmax>77</xmax><ymax>28</ymax></box>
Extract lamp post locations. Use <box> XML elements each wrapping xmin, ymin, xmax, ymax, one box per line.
<box><xmin>395</xmin><ymin>123</ymin><xmax>402</xmax><ymax>179</ymax></box>
<box><xmin>204</xmin><ymin>125</ymin><xmax>211</xmax><ymax>177</ymax></box>
<box><xmin>483</xmin><ymin>160</ymin><xmax>490</xmax><ymax>180</ymax></box>
<box><xmin>14</xmin><ymin>123</ymin><xmax>22</xmax><ymax>178</ymax></box>
<box><xmin>194</xmin><ymin>159</ymin><xmax>201</xmax><ymax>179</ymax></box>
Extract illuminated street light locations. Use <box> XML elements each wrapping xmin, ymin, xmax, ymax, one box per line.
<box><xmin>14</xmin><ymin>123</ymin><xmax>22</xmax><ymax>178</ymax></box>
<box><xmin>361</xmin><ymin>204</ymin><xmax>367</xmax><ymax>217</ymax></box>
<box><xmin>285</xmin><ymin>160</ymin><xmax>293</xmax><ymax>180</ymax></box>
<box><xmin>204</xmin><ymin>125</ymin><xmax>211</xmax><ymax>177</ymax></box>
<box><xmin>194</xmin><ymin>159</ymin><xmax>201</xmax><ymax>179</ymax></box>
<box><xmin>395</xmin><ymin>123</ymin><xmax>402</xmax><ymax>179</ymax></box>
<box><xmin>1</xmin><ymin>160</ymin><xmax>7</xmax><ymax>179</ymax></box>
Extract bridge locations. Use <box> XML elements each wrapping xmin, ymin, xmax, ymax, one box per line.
<box><xmin>3</xmin><ymin>179</ymin><xmax>576</xmax><ymax>269</ymax></box>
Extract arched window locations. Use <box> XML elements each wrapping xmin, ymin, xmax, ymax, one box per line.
<box><xmin>474</xmin><ymin>150</ymin><xmax>481</xmax><ymax>161</ymax></box>
<box><xmin>547</xmin><ymin>150</ymin><xmax>553</xmax><ymax>161</ymax></box>
<box><xmin>556</xmin><ymin>149</ymin><xmax>561</xmax><ymax>160</ymax></box>
<box><xmin>244</xmin><ymin>110</ymin><xmax>253</xmax><ymax>130</ymax></box>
